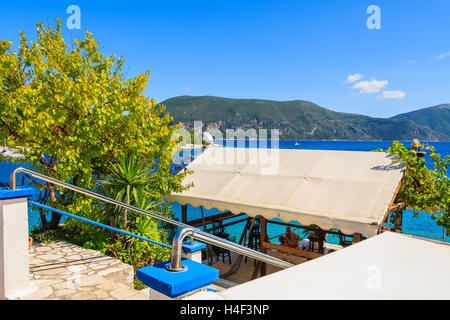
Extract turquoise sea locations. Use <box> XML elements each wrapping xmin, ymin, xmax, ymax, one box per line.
<box><xmin>1</xmin><ymin>140</ymin><xmax>449</xmax><ymax>244</ymax></box>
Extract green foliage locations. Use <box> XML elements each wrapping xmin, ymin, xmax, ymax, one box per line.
<box><xmin>1</xmin><ymin>19</ymin><xmax>189</xmax><ymax>289</ymax></box>
<box><xmin>0</xmin><ymin>19</ymin><xmax>187</xmax><ymax>230</ymax></box>
<box><xmin>101</xmin><ymin>153</ymin><xmax>160</xmax><ymax>228</ymax></box>
<box><xmin>103</xmin><ymin>153</ymin><xmax>160</xmax><ymax>204</ymax></box>
<box><xmin>134</xmin><ymin>279</ymin><xmax>147</xmax><ymax>290</ymax></box>
<box><xmin>30</xmin><ymin>222</ymin><xmax>110</xmax><ymax>255</ymax></box>
<box><xmin>98</xmin><ymin>153</ymin><xmax>173</xmax><ymax>270</ymax></box>
<box><xmin>379</xmin><ymin>141</ymin><xmax>450</xmax><ymax>234</ymax></box>
<box><xmin>30</xmin><ymin>226</ymin><xmax>71</xmax><ymax>244</ymax></box>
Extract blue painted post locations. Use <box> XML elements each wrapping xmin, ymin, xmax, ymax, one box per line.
<box><xmin>137</xmin><ymin>240</ymin><xmax>212</xmax><ymax>300</ymax></box>
<box><xmin>0</xmin><ymin>188</ymin><xmax>35</xmax><ymax>299</ymax></box>
<box><xmin>181</xmin><ymin>240</ymin><xmax>206</xmax><ymax>264</ymax></box>
<box><xmin>136</xmin><ymin>240</ymin><xmax>213</xmax><ymax>300</ymax></box>
<box><xmin>136</xmin><ymin>258</ymin><xmax>219</xmax><ymax>300</ymax></box>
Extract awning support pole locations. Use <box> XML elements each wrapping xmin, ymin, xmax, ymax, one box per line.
<box><xmin>260</xmin><ymin>216</ymin><xmax>267</xmax><ymax>276</ymax></box>
<box><xmin>181</xmin><ymin>204</ymin><xmax>187</xmax><ymax>224</ymax></box>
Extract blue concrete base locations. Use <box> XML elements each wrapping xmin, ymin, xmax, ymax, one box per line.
<box><xmin>136</xmin><ymin>258</ymin><xmax>219</xmax><ymax>298</ymax></box>
<box><xmin>181</xmin><ymin>240</ymin><xmax>206</xmax><ymax>253</ymax></box>
<box><xmin>0</xmin><ymin>188</ymin><xmax>35</xmax><ymax>200</ymax></box>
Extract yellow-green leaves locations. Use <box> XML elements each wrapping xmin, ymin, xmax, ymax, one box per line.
<box><xmin>0</xmin><ymin>19</ymin><xmax>186</xmax><ymax>230</ymax></box>
<box><xmin>383</xmin><ymin>141</ymin><xmax>450</xmax><ymax>235</ymax></box>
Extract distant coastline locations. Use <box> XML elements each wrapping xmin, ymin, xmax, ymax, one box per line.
<box><xmin>218</xmin><ymin>139</ymin><xmax>446</xmax><ymax>142</ymax></box>
<box><xmin>0</xmin><ymin>146</ymin><xmax>26</xmax><ymax>160</ymax></box>
<box><xmin>162</xmin><ymin>96</ymin><xmax>450</xmax><ymax>141</ymax></box>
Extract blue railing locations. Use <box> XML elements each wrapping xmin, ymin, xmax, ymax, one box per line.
<box><xmin>29</xmin><ymin>201</ymin><xmax>173</xmax><ymax>250</ymax></box>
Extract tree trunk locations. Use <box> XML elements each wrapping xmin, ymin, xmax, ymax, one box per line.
<box><xmin>39</xmin><ymin>156</ymin><xmax>83</xmax><ymax>231</ymax></box>
<box><xmin>110</xmin><ymin>215</ymin><xmax>117</xmax><ymax>240</ymax></box>
<box><xmin>40</xmin><ymin>155</ymin><xmax>61</xmax><ymax>230</ymax></box>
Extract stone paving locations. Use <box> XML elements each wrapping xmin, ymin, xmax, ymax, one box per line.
<box><xmin>19</xmin><ymin>241</ymin><xmax>149</xmax><ymax>300</ymax></box>
<box><xmin>14</xmin><ymin>240</ymin><xmax>227</xmax><ymax>300</ymax></box>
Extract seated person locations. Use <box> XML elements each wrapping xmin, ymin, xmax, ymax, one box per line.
<box><xmin>278</xmin><ymin>235</ymin><xmax>288</xmax><ymax>246</ymax></box>
<box><xmin>284</xmin><ymin>227</ymin><xmax>300</xmax><ymax>248</ymax></box>
<box><xmin>298</xmin><ymin>234</ymin><xmax>312</xmax><ymax>251</ymax></box>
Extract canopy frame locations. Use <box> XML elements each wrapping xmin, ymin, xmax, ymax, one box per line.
<box><xmin>169</xmin><ymin>147</ymin><xmax>405</xmax><ymax>238</ymax></box>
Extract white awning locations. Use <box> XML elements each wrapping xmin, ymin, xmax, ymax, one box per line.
<box><xmin>186</xmin><ymin>232</ymin><xmax>450</xmax><ymax>300</ymax></box>
<box><xmin>167</xmin><ymin>147</ymin><xmax>404</xmax><ymax>237</ymax></box>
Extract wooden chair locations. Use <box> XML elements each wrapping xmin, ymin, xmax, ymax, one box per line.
<box><xmin>212</xmin><ymin>219</ymin><xmax>230</xmax><ymax>239</ymax></box>
<box><xmin>211</xmin><ymin>219</ymin><xmax>231</xmax><ymax>264</ymax></box>
<box><xmin>245</xmin><ymin>220</ymin><xmax>261</xmax><ymax>266</ymax></box>
<box><xmin>308</xmin><ymin>231</ymin><xmax>326</xmax><ymax>253</ymax></box>
<box><xmin>338</xmin><ymin>231</ymin><xmax>353</xmax><ymax>248</ymax></box>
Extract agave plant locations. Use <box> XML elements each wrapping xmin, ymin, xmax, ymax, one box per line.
<box><xmin>131</xmin><ymin>195</ymin><xmax>161</xmax><ymax>237</ymax></box>
<box><xmin>103</xmin><ymin>153</ymin><xmax>159</xmax><ymax>228</ymax></box>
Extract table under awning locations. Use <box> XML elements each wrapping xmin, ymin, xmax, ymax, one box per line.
<box><xmin>167</xmin><ymin>147</ymin><xmax>405</xmax><ymax>237</ymax></box>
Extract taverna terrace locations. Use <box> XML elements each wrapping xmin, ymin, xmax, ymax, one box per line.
<box><xmin>1</xmin><ymin>146</ymin><xmax>450</xmax><ymax>300</ymax></box>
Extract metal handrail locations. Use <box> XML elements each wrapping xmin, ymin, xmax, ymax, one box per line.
<box><xmin>401</xmin><ymin>231</ymin><xmax>444</xmax><ymax>241</ymax></box>
<box><xmin>167</xmin><ymin>227</ymin><xmax>293</xmax><ymax>271</ymax></box>
<box><xmin>11</xmin><ymin>167</ymin><xmax>186</xmax><ymax>227</ymax></box>
<box><xmin>29</xmin><ymin>201</ymin><xmax>173</xmax><ymax>249</ymax></box>
<box><xmin>11</xmin><ymin>167</ymin><xmax>294</xmax><ymax>269</ymax></box>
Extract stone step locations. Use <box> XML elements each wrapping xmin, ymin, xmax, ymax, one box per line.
<box><xmin>16</xmin><ymin>240</ymin><xmax>146</xmax><ymax>300</ymax></box>
<box><xmin>29</xmin><ymin>241</ymin><xmax>134</xmax><ymax>289</ymax></box>
<box><xmin>19</xmin><ymin>240</ymin><xmax>225</xmax><ymax>300</ymax></box>
<box><xmin>20</xmin><ymin>275</ymin><xmax>150</xmax><ymax>300</ymax></box>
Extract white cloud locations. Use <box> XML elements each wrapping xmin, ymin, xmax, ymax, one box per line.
<box><xmin>435</xmin><ymin>52</ymin><xmax>450</xmax><ymax>59</ymax></box>
<box><xmin>344</xmin><ymin>74</ymin><xmax>364</xmax><ymax>83</ymax></box>
<box><xmin>352</xmin><ymin>78</ymin><xmax>389</xmax><ymax>94</ymax></box>
<box><xmin>184</xmin><ymin>87</ymin><xmax>194</xmax><ymax>92</ymax></box>
<box><xmin>408</xmin><ymin>60</ymin><xmax>417</xmax><ymax>64</ymax></box>
<box><xmin>377</xmin><ymin>90</ymin><xmax>406</xmax><ymax>100</ymax></box>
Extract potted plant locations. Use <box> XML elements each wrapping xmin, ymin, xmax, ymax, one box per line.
<box><xmin>28</xmin><ymin>236</ymin><xmax>33</xmax><ymax>249</ymax></box>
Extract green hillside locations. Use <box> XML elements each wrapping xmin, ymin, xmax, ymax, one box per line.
<box><xmin>391</xmin><ymin>104</ymin><xmax>450</xmax><ymax>137</ymax></box>
<box><xmin>161</xmin><ymin>96</ymin><xmax>449</xmax><ymax>141</ymax></box>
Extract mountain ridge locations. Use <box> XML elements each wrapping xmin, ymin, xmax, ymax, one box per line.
<box><xmin>391</xmin><ymin>104</ymin><xmax>450</xmax><ymax>138</ymax></box>
<box><xmin>160</xmin><ymin>96</ymin><xmax>450</xmax><ymax>141</ymax></box>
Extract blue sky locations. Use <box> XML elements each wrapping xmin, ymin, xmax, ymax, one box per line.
<box><xmin>1</xmin><ymin>0</ymin><xmax>449</xmax><ymax>118</ymax></box>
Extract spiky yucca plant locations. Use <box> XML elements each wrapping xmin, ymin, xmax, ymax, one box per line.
<box><xmin>103</xmin><ymin>153</ymin><xmax>159</xmax><ymax>228</ymax></box>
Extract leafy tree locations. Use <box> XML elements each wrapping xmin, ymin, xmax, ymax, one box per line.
<box><xmin>379</xmin><ymin>141</ymin><xmax>450</xmax><ymax>234</ymax></box>
<box><xmin>0</xmin><ymin>19</ymin><xmax>188</xmax><ymax>230</ymax></box>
